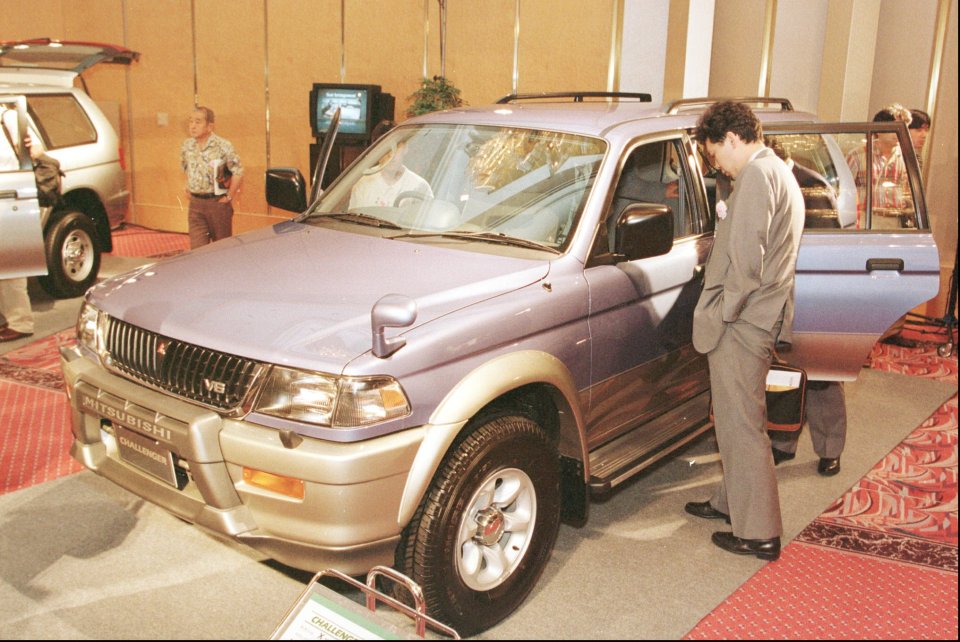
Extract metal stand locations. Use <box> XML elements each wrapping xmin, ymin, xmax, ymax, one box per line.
<box><xmin>899</xmin><ymin>244</ymin><xmax>957</xmax><ymax>358</ymax></box>
<box><xmin>271</xmin><ymin>566</ymin><xmax>460</xmax><ymax>640</ymax></box>
<box><xmin>937</xmin><ymin>244</ymin><xmax>958</xmax><ymax>357</ymax></box>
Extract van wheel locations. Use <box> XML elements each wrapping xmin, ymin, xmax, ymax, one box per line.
<box><xmin>38</xmin><ymin>210</ymin><xmax>101</xmax><ymax>299</ymax></box>
<box><xmin>395</xmin><ymin>414</ymin><xmax>560</xmax><ymax>636</ymax></box>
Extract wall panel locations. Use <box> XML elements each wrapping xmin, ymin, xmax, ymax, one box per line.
<box><xmin>708</xmin><ymin>0</ymin><xmax>767</xmax><ymax>96</ymax></box>
<box><xmin>868</xmin><ymin>0</ymin><xmax>937</xmax><ymax>115</ymax></box>
<box><xmin>769</xmin><ymin>0</ymin><xmax>828</xmax><ymax>115</ymax></box>
<box><xmin>344</xmin><ymin>0</ymin><xmax>426</xmax><ymax>117</ymax></box>
<box><xmin>621</xmin><ymin>0</ymin><xmax>670</xmax><ymax>101</ymax></box>
<box><xmin>123</xmin><ymin>0</ymin><xmax>195</xmax><ymax>231</ymax></box>
<box><xmin>2</xmin><ymin>0</ymin><xmax>67</xmax><ymax>38</ymax></box>
<box><xmin>446</xmin><ymin>0</ymin><xmax>516</xmax><ymax>104</ymax></box>
<box><xmin>517</xmin><ymin>0</ymin><xmax>614</xmax><ymax>94</ymax></box>
<box><xmin>265</xmin><ymin>0</ymin><xmax>341</xmax><ymax>214</ymax></box>
<box><xmin>193</xmin><ymin>0</ymin><xmax>268</xmax><ymax>234</ymax></box>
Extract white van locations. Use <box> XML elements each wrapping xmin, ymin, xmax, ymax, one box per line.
<box><xmin>0</xmin><ymin>38</ymin><xmax>138</xmax><ymax>297</ymax></box>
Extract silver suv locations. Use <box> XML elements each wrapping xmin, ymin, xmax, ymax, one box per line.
<box><xmin>0</xmin><ymin>38</ymin><xmax>138</xmax><ymax>297</ymax></box>
<box><xmin>61</xmin><ymin>94</ymin><xmax>939</xmax><ymax>635</ymax></box>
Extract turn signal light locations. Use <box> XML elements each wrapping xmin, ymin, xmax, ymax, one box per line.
<box><xmin>242</xmin><ymin>467</ymin><xmax>305</xmax><ymax>500</ymax></box>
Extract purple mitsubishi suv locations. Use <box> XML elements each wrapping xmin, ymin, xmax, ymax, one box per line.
<box><xmin>61</xmin><ymin>94</ymin><xmax>938</xmax><ymax>634</ymax></box>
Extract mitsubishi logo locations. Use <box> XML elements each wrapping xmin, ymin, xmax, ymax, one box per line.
<box><xmin>157</xmin><ymin>339</ymin><xmax>169</xmax><ymax>357</ymax></box>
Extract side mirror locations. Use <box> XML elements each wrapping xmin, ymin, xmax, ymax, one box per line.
<box><xmin>616</xmin><ymin>203</ymin><xmax>674</xmax><ymax>261</ymax></box>
<box><xmin>266</xmin><ymin>167</ymin><xmax>308</xmax><ymax>213</ymax></box>
<box><xmin>371</xmin><ymin>294</ymin><xmax>417</xmax><ymax>358</ymax></box>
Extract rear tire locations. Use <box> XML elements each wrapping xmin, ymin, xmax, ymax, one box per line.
<box><xmin>395</xmin><ymin>414</ymin><xmax>560</xmax><ymax>636</ymax></box>
<box><xmin>38</xmin><ymin>210</ymin><xmax>101</xmax><ymax>299</ymax></box>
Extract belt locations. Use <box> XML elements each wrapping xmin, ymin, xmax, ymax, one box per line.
<box><xmin>190</xmin><ymin>192</ymin><xmax>219</xmax><ymax>200</ymax></box>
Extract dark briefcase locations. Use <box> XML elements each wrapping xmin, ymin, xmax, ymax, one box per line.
<box><xmin>708</xmin><ymin>364</ymin><xmax>807</xmax><ymax>432</ymax></box>
<box><xmin>765</xmin><ymin>363</ymin><xmax>807</xmax><ymax>432</ymax></box>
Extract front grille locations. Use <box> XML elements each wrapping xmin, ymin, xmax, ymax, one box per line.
<box><xmin>103</xmin><ymin>317</ymin><xmax>265</xmax><ymax>411</ymax></box>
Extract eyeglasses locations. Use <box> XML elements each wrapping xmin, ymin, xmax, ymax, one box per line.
<box><xmin>697</xmin><ymin>145</ymin><xmax>718</xmax><ymax>174</ymax></box>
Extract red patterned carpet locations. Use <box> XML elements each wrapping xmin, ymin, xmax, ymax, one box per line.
<box><xmin>0</xmin><ymin>331</ymin><xmax>80</xmax><ymax>494</ymax></box>
<box><xmin>685</xmin><ymin>331</ymin><xmax>958</xmax><ymax>640</ymax></box>
<box><xmin>107</xmin><ymin>223</ymin><xmax>190</xmax><ymax>258</ymax></box>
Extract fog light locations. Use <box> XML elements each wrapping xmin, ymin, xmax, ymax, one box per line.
<box><xmin>242</xmin><ymin>467</ymin><xmax>305</xmax><ymax>499</ymax></box>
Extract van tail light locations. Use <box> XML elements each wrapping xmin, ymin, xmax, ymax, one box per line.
<box><xmin>118</xmin><ymin>145</ymin><xmax>126</xmax><ymax>171</ymax></box>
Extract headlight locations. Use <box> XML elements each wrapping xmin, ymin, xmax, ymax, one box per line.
<box><xmin>76</xmin><ymin>301</ymin><xmax>102</xmax><ymax>355</ymax></box>
<box><xmin>255</xmin><ymin>366</ymin><xmax>411</xmax><ymax>428</ymax></box>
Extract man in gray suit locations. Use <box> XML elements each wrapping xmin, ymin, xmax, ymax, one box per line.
<box><xmin>684</xmin><ymin>102</ymin><xmax>805</xmax><ymax>561</ymax></box>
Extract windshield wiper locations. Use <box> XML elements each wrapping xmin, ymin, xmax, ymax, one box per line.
<box><xmin>297</xmin><ymin>211</ymin><xmax>402</xmax><ymax>229</ymax></box>
<box><xmin>390</xmin><ymin>230</ymin><xmax>561</xmax><ymax>254</ymax></box>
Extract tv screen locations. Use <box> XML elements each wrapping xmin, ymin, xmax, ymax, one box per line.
<box><xmin>310</xmin><ymin>83</ymin><xmax>380</xmax><ymax>139</ymax></box>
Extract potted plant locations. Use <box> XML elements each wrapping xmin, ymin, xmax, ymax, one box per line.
<box><xmin>406</xmin><ymin>75</ymin><xmax>464</xmax><ymax>117</ymax></box>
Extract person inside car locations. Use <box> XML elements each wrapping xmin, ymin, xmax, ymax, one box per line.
<box><xmin>845</xmin><ymin>104</ymin><xmax>913</xmax><ymax>229</ymax></box>
<box><xmin>348</xmin><ymin>138</ymin><xmax>433</xmax><ymax>209</ymax></box>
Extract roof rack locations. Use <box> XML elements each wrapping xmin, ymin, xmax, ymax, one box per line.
<box><xmin>496</xmin><ymin>91</ymin><xmax>652</xmax><ymax>104</ymax></box>
<box><xmin>665</xmin><ymin>97</ymin><xmax>794</xmax><ymax>115</ymax></box>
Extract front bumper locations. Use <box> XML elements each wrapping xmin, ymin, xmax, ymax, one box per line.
<box><xmin>61</xmin><ymin>345</ymin><xmax>426</xmax><ymax>574</ymax></box>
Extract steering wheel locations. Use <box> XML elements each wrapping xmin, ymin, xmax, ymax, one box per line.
<box><xmin>394</xmin><ymin>190</ymin><xmax>429</xmax><ymax>207</ymax></box>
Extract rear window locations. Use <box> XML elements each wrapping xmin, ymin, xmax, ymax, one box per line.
<box><xmin>28</xmin><ymin>94</ymin><xmax>97</xmax><ymax>149</ymax></box>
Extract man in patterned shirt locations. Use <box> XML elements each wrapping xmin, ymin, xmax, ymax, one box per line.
<box><xmin>845</xmin><ymin>104</ymin><xmax>913</xmax><ymax>230</ymax></box>
<box><xmin>181</xmin><ymin>106</ymin><xmax>244</xmax><ymax>248</ymax></box>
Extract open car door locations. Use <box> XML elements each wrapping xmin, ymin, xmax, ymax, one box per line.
<box><xmin>0</xmin><ymin>95</ymin><xmax>46</xmax><ymax>278</ymax></box>
<box><xmin>763</xmin><ymin>121</ymin><xmax>940</xmax><ymax>379</ymax></box>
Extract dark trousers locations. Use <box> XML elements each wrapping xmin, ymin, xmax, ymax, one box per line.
<box><xmin>189</xmin><ymin>197</ymin><xmax>233</xmax><ymax>248</ymax></box>
<box><xmin>770</xmin><ymin>381</ymin><xmax>847</xmax><ymax>458</ymax></box>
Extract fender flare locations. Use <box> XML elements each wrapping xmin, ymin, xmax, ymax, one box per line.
<box><xmin>396</xmin><ymin>350</ymin><xmax>588</xmax><ymax>528</ymax></box>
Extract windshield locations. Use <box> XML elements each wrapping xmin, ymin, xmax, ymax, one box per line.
<box><xmin>312</xmin><ymin>124</ymin><xmax>606</xmax><ymax>253</ymax></box>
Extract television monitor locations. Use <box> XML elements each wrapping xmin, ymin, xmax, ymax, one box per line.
<box><xmin>310</xmin><ymin>83</ymin><xmax>380</xmax><ymax>140</ymax></box>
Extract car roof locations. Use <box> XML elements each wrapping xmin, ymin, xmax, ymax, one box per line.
<box><xmin>405</xmin><ymin>95</ymin><xmax>818</xmax><ymax>139</ymax></box>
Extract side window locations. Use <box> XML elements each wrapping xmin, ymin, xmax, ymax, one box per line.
<box><xmin>840</xmin><ymin>131</ymin><xmax>916</xmax><ymax>230</ymax></box>
<box><xmin>0</xmin><ymin>119</ymin><xmax>18</xmax><ymax>171</ymax></box>
<box><xmin>1</xmin><ymin>105</ymin><xmax>24</xmax><ymax>171</ymax></box>
<box><xmin>27</xmin><ymin>94</ymin><xmax>97</xmax><ymax>149</ymax></box>
<box><xmin>765</xmin><ymin>133</ymin><xmax>850</xmax><ymax>229</ymax></box>
<box><xmin>765</xmin><ymin>126</ymin><xmax>921</xmax><ymax>232</ymax></box>
<box><xmin>605</xmin><ymin>138</ymin><xmax>694</xmax><ymax>252</ymax></box>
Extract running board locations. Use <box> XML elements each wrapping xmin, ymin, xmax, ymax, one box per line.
<box><xmin>588</xmin><ymin>391</ymin><xmax>712</xmax><ymax>494</ymax></box>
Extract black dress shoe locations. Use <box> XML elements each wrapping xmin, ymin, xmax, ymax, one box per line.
<box><xmin>818</xmin><ymin>457</ymin><xmax>841</xmax><ymax>476</ymax></box>
<box><xmin>0</xmin><ymin>327</ymin><xmax>33</xmax><ymax>342</ymax></box>
<box><xmin>684</xmin><ymin>500</ymin><xmax>731</xmax><ymax>524</ymax></box>
<box><xmin>711</xmin><ymin>531</ymin><xmax>781</xmax><ymax>561</ymax></box>
<box><xmin>771</xmin><ymin>447</ymin><xmax>795</xmax><ymax>465</ymax></box>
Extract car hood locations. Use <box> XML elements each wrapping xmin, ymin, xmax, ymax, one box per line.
<box><xmin>88</xmin><ymin>222</ymin><xmax>550</xmax><ymax>372</ymax></box>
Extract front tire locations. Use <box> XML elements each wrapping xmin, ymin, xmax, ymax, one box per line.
<box><xmin>38</xmin><ymin>210</ymin><xmax>101</xmax><ymax>299</ymax></box>
<box><xmin>395</xmin><ymin>414</ymin><xmax>560</xmax><ymax>636</ymax></box>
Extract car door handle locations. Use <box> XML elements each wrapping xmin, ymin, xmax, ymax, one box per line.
<box><xmin>866</xmin><ymin>258</ymin><xmax>904</xmax><ymax>272</ymax></box>
<box><xmin>0</xmin><ymin>190</ymin><xmax>19</xmax><ymax>200</ymax></box>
